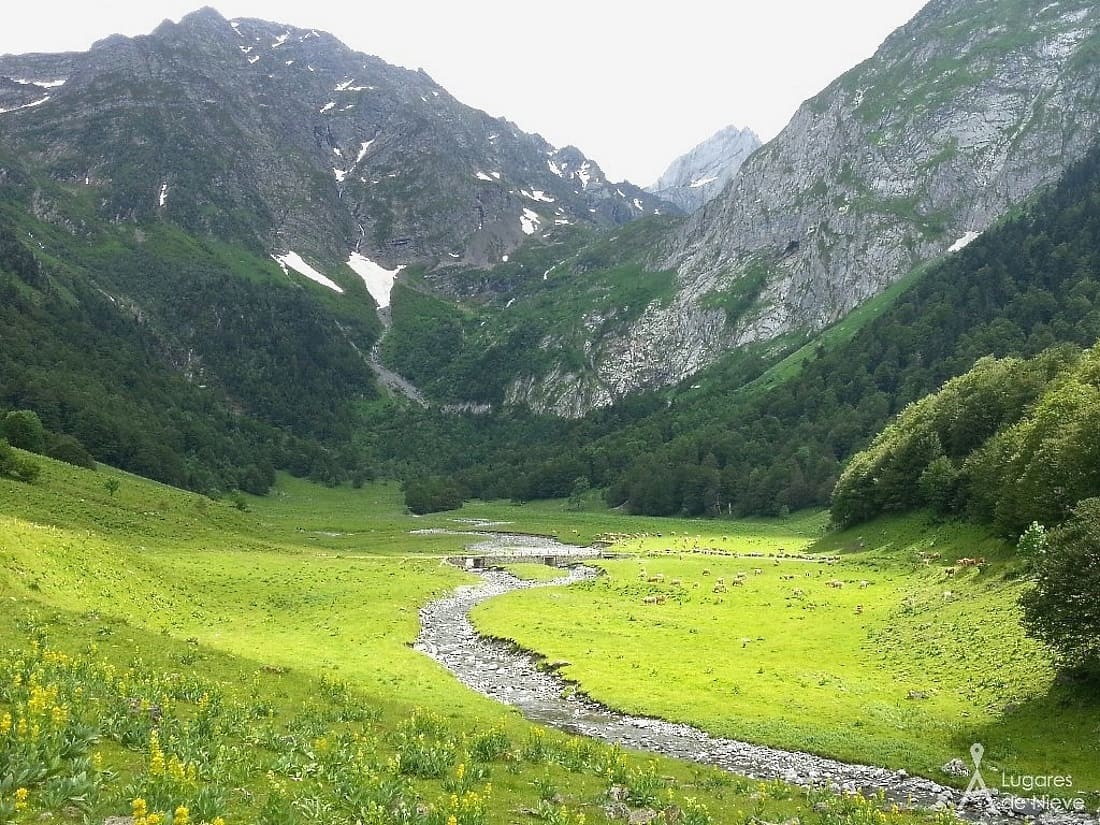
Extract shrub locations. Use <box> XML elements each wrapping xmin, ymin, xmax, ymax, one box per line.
<box><xmin>45</xmin><ymin>435</ymin><xmax>97</xmax><ymax>470</ymax></box>
<box><xmin>2</xmin><ymin>410</ymin><xmax>46</xmax><ymax>453</ymax></box>
<box><xmin>1021</xmin><ymin>498</ymin><xmax>1100</xmax><ymax>681</ymax></box>
<box><xmin>0</xmin><ymin>439</ymin><xmax>41</xmax><ymax>482</ymax></box>
<box><xmin>404</xmin><ymin>476</ymin><xmax>465</xmax><ymax>514</ymax></box>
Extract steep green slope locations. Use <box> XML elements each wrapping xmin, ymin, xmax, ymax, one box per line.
<box><xmin>833</xmin><ymin>342</ymin><xmax>1100</xmax><ymax>535</ymax></box>
<box><xmin>381</xmin><ymin>216</ymin><xmax>684</xmax><ymax>409</ymax></box>
<box><xmin>0</xmin><ymin>168</ymin><xmax>382</xmax><ymax>492</ymax></box>
<box><xmin>591</xmin><ymin>137</ymin><xmax>1100</xmax><ymax>515</ymax></box>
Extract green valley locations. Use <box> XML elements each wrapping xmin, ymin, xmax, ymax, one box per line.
<box><xmin>0</xmin><ymin>451</ymin><xmax>977</xmax><ymax>825</ymax></box>
<box><xmin>2</xmin><ymin>2</ymin><xmax>1100</xmax><ymax>824</ymax></box>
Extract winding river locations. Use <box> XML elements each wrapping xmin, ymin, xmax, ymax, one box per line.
<box><xmin>413</xmin><ymin>534</ymin><xmax>1096</xmax><ymax>825</ymax></box>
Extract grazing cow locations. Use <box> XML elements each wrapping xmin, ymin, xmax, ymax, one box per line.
<box><xmin>859</xmin><ymin>580</ymin><xmax>870</xmax><ymax>589</ymax></box>
<box><xmin>827</xmin><ymin>579</ymin><xmax>844</xmax><ymax>589</ymax></box>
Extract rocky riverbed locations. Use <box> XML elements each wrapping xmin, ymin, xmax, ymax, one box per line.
<box><xmin>415</xmin><ymin>565</ymin><xmax>1098</xmax><ymax>825</ymax></box>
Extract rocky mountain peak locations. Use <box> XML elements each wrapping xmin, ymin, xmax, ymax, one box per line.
<box><xmin>647</xmin><ymin>125</ymin><xmax>762</xmax><ymax>213</ymax></box>
<box><xmin>0</xmin><ymin>10</ymin><xmax>677</xmax><ymax>287</ymax></box>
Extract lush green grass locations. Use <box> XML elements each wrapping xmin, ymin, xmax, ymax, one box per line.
<box><xmin>474</xmin><ymin>514</ymin><xmax>1100</xmax><ymax>796</ymax></box>
<box><xmin>441</xmin><ymin>496</ymin><xmax>828</xmax><ymax>548</ymax></box>
<box><xmin>0</xmin><ymin>454</ymin><xmax>948</xmax><ymax>825</ymax></box>
<box><xmin>499</xmin><ymin>563</ymin><xmax>566</xmax><ymax>582</ymax></box>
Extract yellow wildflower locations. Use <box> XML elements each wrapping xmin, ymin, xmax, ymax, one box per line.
<box><xmin>172</xmin><ymin>805</ymin><xmax>190</xmax><ymax>825</ymax></box>
<box><xmin>0</xmin><ymin>712</ymin><xmax>11</xmax><ymax>735</ymax></box>
<box><xmin>14</xmin><ymin>787</ymin><xmax>29</xmax><ymax>811</ymax></box>
<box><xmin>149</xmin><ymin>730</ymin><xmax>166</xmax><ymax>776</ymax></box>
<box><xmin>168</xmin><ymin>755</ymin><xmax>186</xmax><ymax>783</ymax></box>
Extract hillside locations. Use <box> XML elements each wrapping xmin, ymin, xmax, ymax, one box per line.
<box><xmin>365</xmin><ymin>134</ymin><xmax>1100</xmax><ymax>516</ymax></box>
<box><xmin>833</xmin><ymin>343</ymin><xmax>1100</xmax><ymax>535</ymax></box>
<box><xmin>504</xmin><ymin>0</ymin><xmax>1100</xmax><ymax>413</ymax></box>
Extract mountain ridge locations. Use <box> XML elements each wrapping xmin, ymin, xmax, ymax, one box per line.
<box><xmin>0</xmin><ymin>7</ymin><xmax>677</xmax><ymax>282</ymax></box>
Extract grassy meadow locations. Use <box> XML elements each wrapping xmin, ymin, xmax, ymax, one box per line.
<box><xmin>0</xmin><ymin>454</ymin><xmax>958</xmax><ymax>825</ymax></box>
<box><xmin>474</xmin><ymin>516</ymin><xmax>1100</xmax><ymax>798</ymax></box>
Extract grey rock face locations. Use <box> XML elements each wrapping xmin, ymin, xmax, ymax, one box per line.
<box><xmin>647</xmin><ymin>124</ymin><xmax>762</xmax><ymax>213</ymax></box>
<box><xmin>518</xmin><ymin>0</ymin><xmax>1100</xmax><ymax>415</ymax></box>
<box><xmin>0</xmin><ymin>8</ymin><xmax>675</xmax><ymax>274</ymax></box>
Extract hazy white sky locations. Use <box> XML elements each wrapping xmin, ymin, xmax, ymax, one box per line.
<box><xmin>0</xmin><ymin>1</ymin><xmax>928</xmax><ymax>184</ymax></box>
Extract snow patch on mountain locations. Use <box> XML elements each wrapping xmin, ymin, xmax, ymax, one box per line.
<box><xmin>949</xmin><ymin>231</ymin><xmax>982</xmax><ymax>252</ymax></box>
<box><xmin>347</xmin><ymin>253</ymin><xmax>403</xmax><ymax>307</ymax></box>
<box><xmin>520</xmin><ymin>208</ymin><xmax>541</xmax><ymax>235</ymax></box>
<box><xmin>274</xmin><ymin>251</ymin><xmax>344</xmax><ymax>293</ymax></box>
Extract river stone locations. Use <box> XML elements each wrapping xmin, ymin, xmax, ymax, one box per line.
<box><xmin>942</xmin><ymin>758</ymin><xmax>970</xmax><ymax>777</ymax></box>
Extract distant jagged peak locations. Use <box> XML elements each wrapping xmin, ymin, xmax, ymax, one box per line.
<box><xmin>647</xmin><ymin>124</ymin><xmax>762</xmax><ymax>214</ymax></box>
<box><xmin>153</xmin><ymin>6</ymin><xmax>231</xmax><ymax>38</ymax></box>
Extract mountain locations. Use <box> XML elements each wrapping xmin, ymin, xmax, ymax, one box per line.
<box><xmin>0</xmin><ymin>7</ymin><xmax>672</xmax><ymax>286</ymax></box>
<box><xmin>510</xmin><ymin>0</ymin><xmax>1100</xmax><ymax>414</ymax></box>
<box><xmin>646</xmin><ymin>125</ymin><xmax>761</xmax><ymax>213</ymax></box>
<box><xmin>0</xmin><ymin>7</ymin><xmax>677</xmax><ymax>492</ymax></box>
<box><xmin>371</xmin><ymin>135</ymin><xmax>1100</xmax><ymax>517</ymax></box>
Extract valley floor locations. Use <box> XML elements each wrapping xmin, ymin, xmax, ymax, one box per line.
<box><xmin>473</xmin><ymin>516</ymin><xmax>1100</xmax><ymax>794</ymax></box>
<box><xmin>0</xmin><ymin>456</ymin><xmax>1096</xmax><ymax>824</ymax></box>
